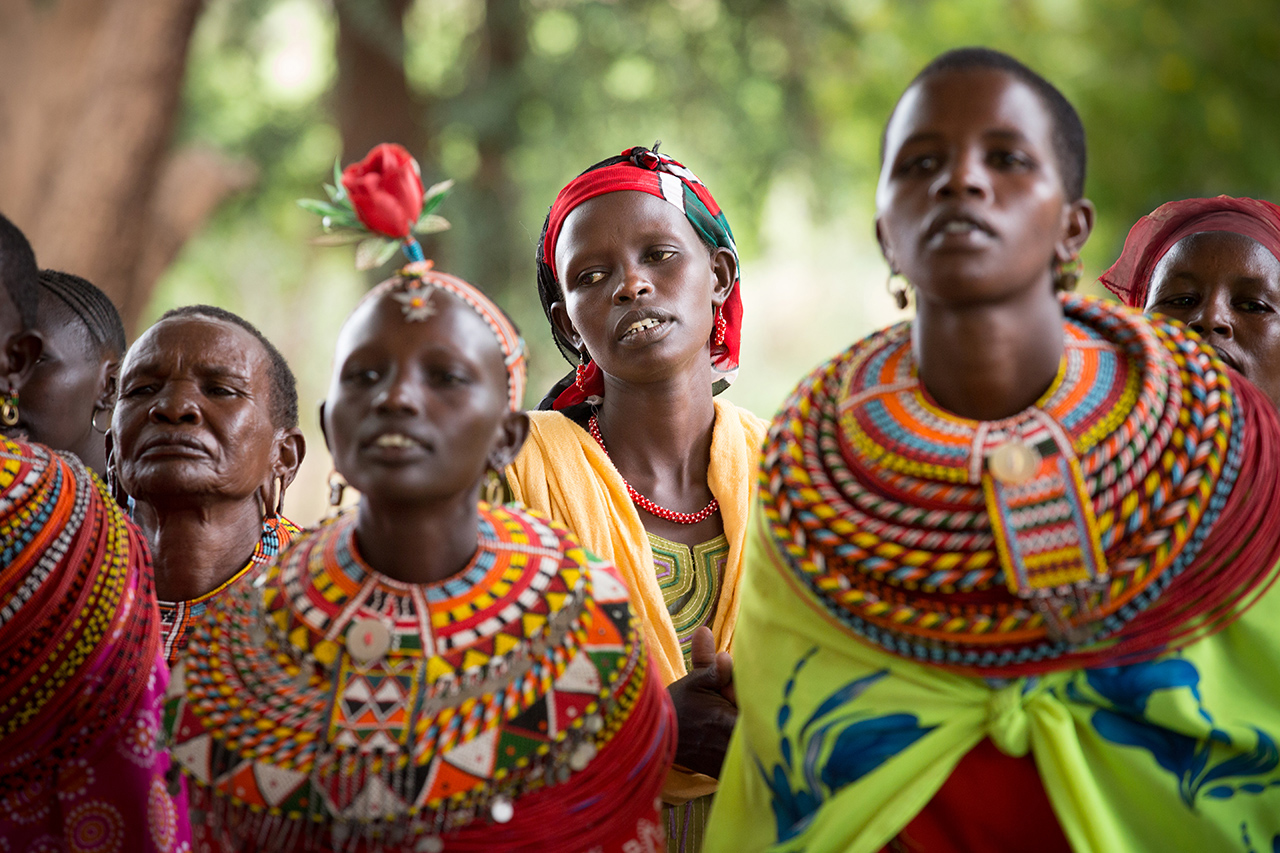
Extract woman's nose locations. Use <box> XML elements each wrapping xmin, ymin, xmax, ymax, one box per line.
<box><xmin>933</xmin><ymin>149</ymin><xmax>991</xmax><ymax>200</ymax></box>
<box><xmin>1189</xmin><ymin>295</ymin><xmax>1234</xmax><ymax>338</ymax></box>
<box><xmin>149</xmin><ymin>385</ymin><xmax>201</xmax><ymax>424</ymax></box>
<box><xmin>613</xmin><ymin>266</ymin><xmax>654</xmax><ymax>303</ymax></box>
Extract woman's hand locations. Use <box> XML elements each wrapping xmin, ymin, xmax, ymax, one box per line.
<box><xmin>667</xmin><ymin>625</ymin><xmax>737</xmax><ymax>779</ymax></box>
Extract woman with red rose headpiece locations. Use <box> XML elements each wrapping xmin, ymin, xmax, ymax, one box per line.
<box><xmin>1100</xmin><ymin>195</ymin><xmax>1280</xmax><ymax>408</ymax></box>
<box><xmin>164</xmin><ymin>150</ymin><xmax>676</xmax><ymax>851</ymax></box>
<box><xmin>504</xmin><ymin>145</ymin><xmax>768</xmax><ymax>851</ymax></box>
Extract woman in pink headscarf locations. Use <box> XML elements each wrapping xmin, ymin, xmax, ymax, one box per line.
<box><xmin>1101</xmin><ymin>195</ymin><xmax>1280</xmax><ymax>407</ymax></box>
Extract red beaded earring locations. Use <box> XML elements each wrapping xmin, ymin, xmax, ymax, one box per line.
<box><xmin>712</xmin><ymin>306</ymin><xmax>726</xmax><ymax>347</ymax></box>
<box><xmin>575</xmin><ymin>349</ymin><xmax>591</xmax><ymax>391</ymax></box>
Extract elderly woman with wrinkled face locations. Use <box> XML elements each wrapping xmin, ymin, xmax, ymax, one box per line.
<box><xmin>111</xmin><ymin>304</ymin><xmax>305</xmax><ymax>664</ymax></box>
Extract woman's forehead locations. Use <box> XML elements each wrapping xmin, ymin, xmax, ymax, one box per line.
<box><xmin>885</xmin><ymin>69</ymin><xmax>1052</xmax><ymax>152</ymax></box>
<box><xmin>125</xmin><ymin>316</ymin><xmax>263</xmax><ymax>375</ymax></box>
<box><xmin>337</xmin><ymin>288</ymin><xmax>506</xmax><ymax>367</ymax></box>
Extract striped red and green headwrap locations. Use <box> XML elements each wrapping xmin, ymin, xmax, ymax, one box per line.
<box><xmin>537</xmin><ymin>145</ymin><xmax>742</xmax><ymax>409</ymax></box>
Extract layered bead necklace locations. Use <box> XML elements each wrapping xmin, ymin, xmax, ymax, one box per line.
<box><xmin>588</xmin><ymin>413</ymin><xmax>719</xmax><ymax>524</ymax></box>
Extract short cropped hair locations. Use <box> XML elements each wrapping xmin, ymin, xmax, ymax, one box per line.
<box><xmin>890</xmin><ymin>47</ymin><xmax>1088</xmax><ymax>202</ymax></box>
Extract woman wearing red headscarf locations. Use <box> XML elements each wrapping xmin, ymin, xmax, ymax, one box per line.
<box><xmin>505</xmin><ymin>145</ymin><xmax>768</xmax><ymax>851</ymax></box>
<box><xmin>1101</xmin><ymin>195</ymin><xmax>1280</xmax><ymax>407</ymax></box>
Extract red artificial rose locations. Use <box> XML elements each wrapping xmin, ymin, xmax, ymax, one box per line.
<box><xmin>340</xmin><ymin>143</ymin><xmax>425</xmax><ymax>238</ymax></box>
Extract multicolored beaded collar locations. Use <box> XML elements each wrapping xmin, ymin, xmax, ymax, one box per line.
<box><xmin>166</xmin><ymin>503</ymin><xmax>657</xmax><ymax>847</ymax></box>
<box><xmin>0</xmin><ymin>439</ymin><xmax>158</xmax><ymax>789</ymax></box>
<box><xmin>759</xmin><ymin>295</ymin><xmax>1257</xmax><ymax>674</ymax></box>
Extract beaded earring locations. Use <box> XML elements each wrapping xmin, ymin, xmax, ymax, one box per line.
<box><xmin>575</xmin><ymin>349</ymin><xmax>591</xmax><ymax>391</ymax></box>
<box><xmin>712</xmin><ymin>305</ymin><xmax>726</xmax><ymax>347</ymax></box>
<box><xmin>1</xmin><ymin>387</ymin><xmax>17</xmax><ymax>427</ymax></box>
<box><xmin>1053</xmin><ymin>254</ymin><xmax>1083</xmax><ymax>292</ymax></box>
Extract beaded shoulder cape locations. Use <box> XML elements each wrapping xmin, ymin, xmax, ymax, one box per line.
<box><xmin>166</xmin><ymin>502</ymin><xmax>663</xmax><ymax>848</ymax></box>
<box><xmin>759</xmin><ymin>294</ymin><xmax>1280</xmax><ymax>675</ymax></box>
<box><xmin>0</xmin><ymin>438</ymin><xmax>157</xmax><ymax>781</ymax></box>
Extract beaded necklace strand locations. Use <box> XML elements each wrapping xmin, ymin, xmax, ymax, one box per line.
<box><xmin>588</xmin><ymin>414</ymin><xmax>719</xmax><ymax>524</ymax></box>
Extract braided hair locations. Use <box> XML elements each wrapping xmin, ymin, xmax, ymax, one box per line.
<box><xmin>37</xmin><ymin>270</ymin><xmax>127</xmax><ymax>357</ymax></box>
<box><xmin>0</xmin><ymin>213</ymin><xmax>39</xmax><ymax>330</ymax></box>
<box><xmin>157</xmin><ymin>305</ymin><xmax>299</xmax><ymax>430</ymax></box>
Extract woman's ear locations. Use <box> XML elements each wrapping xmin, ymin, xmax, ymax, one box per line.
<box><xmin>875</xmin><ymin>217</ymin><xmax>898</xmax><ymax>274</ymax></box>
<box><xmin>95</xmin><ymin>359</ymin><xmax>120</xmax><ymax>413</ymax></box>
<box><xmin>274</xmin><ymin>427</ymin><xmax>307</xmax><ymax>490</ymax></box>
<box><xmin>710</xmin><ymin>247</ymin><xmax>737</xmax><ymax>307</ymax></box>
<box><xmin>549</xmin><ymin>302</ymin><xmax>583</xmax><ymax>353</ymax></box>
<box><xmin>1056</xmin><ymin>198</ymin><xmax>1096</xmax><ymax>264</ymax></box>
<box><xmin>487</xmin><ymin>411</ymin><xmax>530</xmax><ymax>471</ymax></box>
<box><xmin>3</xmin><ymin>329</ymin><xmax>42</xmax><ymax>395</ymax></box>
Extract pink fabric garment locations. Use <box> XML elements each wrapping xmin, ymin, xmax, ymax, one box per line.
<box><xmin>0</xmin><ymin>647</ymin><xmax>192</xmax><ymax>853</ymax></box>
<box><xmin>1100</xmin><ymin>195</ymin><xmax>1280</xmax><ymax>308</ymax></box>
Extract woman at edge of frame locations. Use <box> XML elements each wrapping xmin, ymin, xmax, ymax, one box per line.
<box><xmin>706</xmin><ymin>47</ymin><xmax>1280</xmax><ymax>853</ymax></box>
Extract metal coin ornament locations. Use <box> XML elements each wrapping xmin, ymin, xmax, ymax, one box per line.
<box><xmin>346</xmin><ymin>618</ymin><xmax>392</xmax><ymax>663</ymax></box>
<box><xmin>987</xmin><ymin>440</ymin><xmax>1041</xmax><ymax>485</ymax></box>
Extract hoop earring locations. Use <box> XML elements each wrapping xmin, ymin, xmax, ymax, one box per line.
<box><xmin>91</xmin><ymin>406</ymin><xmax>111</xmax><ymax>435</ymax></box>
<box><xmin>575</xmin><ymin>349</ymin><xmax>591</xmax><ymax>391</ymax></box>
<box><xmin>1</xmin><ymin>388</ymin><xmax>18</xmax><ymax>427</ymax></box>
<box><xmin>482</xmin><ymin>468</ymin><xmax>506</xmax><ymax>506</ymax></box>
<box><xmin>327</xmin><ymin>470</ymin><xmax>348</xmax><ymax>513</ymax></box>
<box><xmin>1053</xmin><ymin>254</ymin><xmax>1083</xmax><ymax>292</ymax></box>
<box><xmin>712</xmin><ymin>305</ymin><xmax>726</xmax><ymax>347</ymax></box>
<box><xmin>886</xmin><ymin>271</ymin><xmax>909</xmax><ymax>311</ymax></box>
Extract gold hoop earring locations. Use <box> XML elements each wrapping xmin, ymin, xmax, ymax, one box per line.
<box><xmin>482</xmin><ymin>468</ymin><xmax>506</xmax><ymax>506</ymax></box>
<box><xmin>91</xmin><ymin>407</ymin><xmax>111</xmax><ymax>435</ymax></box>
<box><xmin>886</xmin><ymin>271</ymin><xmax>910</xmax><ymax>311</ymax></box>
<box><xmin>1</xmin><ymin>388</ymin><xmax>18</xmax><ymax>427</ymax></box>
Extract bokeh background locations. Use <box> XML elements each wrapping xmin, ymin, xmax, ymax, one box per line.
<box><xmin>2</xmin><ymin>0</ymin><xmax>1276</xmax><ymax>524</ymax></box>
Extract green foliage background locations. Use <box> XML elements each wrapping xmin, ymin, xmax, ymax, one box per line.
<box><xmin>152</xmin><ymin>0</ymin><xmax>1280</xmax><ymax>521</ymax></box>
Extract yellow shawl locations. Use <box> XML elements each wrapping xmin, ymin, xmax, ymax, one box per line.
<box><xmin>506</xmin><ymin>398</ymin><xmax>767</xmax><ymax>802</ymax></box>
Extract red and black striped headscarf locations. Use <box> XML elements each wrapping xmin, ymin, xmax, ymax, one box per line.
<box><xmin>536</xmin><ymin>146</ymin><xmax>742</xmax><ymax>410</ymax></box>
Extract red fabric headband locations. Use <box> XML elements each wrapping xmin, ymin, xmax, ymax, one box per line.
<box><xmin>542</xmin><ymin>162</ymin><xmax>684</xmax><ymax>281</ymax></box>
<box><xmin>1101</xmin><ymin>196</ymin><xmax>1280</xmax><ymax>308</ymax></box>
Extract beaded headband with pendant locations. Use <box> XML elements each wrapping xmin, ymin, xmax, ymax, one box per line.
<box><xmin>301</xmin><ymin>143</ymin><xmax>527</xmax><ymax>410</ymax></box>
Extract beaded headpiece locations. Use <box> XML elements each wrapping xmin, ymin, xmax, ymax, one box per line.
<box><xmin>303</xmin><ymin>144</ymin><xmax>528</xmax><ymax>410</ymax></box>
<box><xmin>363</xmin><ymin>261</ymin><xmax>528</xmax><ymax>411</ymax></box>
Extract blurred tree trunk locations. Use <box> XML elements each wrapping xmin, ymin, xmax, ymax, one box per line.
<box><xmin>453</xmin><ymin>0</ymin><xmax>527</xmax><ymax>302</ymax></box>
<box><xmin>334</xmin><ymin>0</ymin><xmax>423</xmax><ymax>160</ymax></box>
<box><xmin>0</xmin><ymin>0</ymin><xmax>253</xmax><ymax>334</ymax></box>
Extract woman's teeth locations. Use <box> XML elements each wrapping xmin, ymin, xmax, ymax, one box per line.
<box><xmin>943</xmin><ymin>220</ymin><xmax>977</xmax><ymax>234</ymax></box>
<box><xmin>623</xmin><ymin>318</ymin><xmax>662</xmax><ymax>337</ymax></box>
<box><xmin>374</xmin><ymin>433</ymin><xmax>418</xmax><ymax>448</ymax></box>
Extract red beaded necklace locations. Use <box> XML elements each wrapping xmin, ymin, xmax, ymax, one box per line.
<box><xmin>587</xmin><ymin>414</ymin><xmax>719</xmax><ymax>525</ymax></box>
